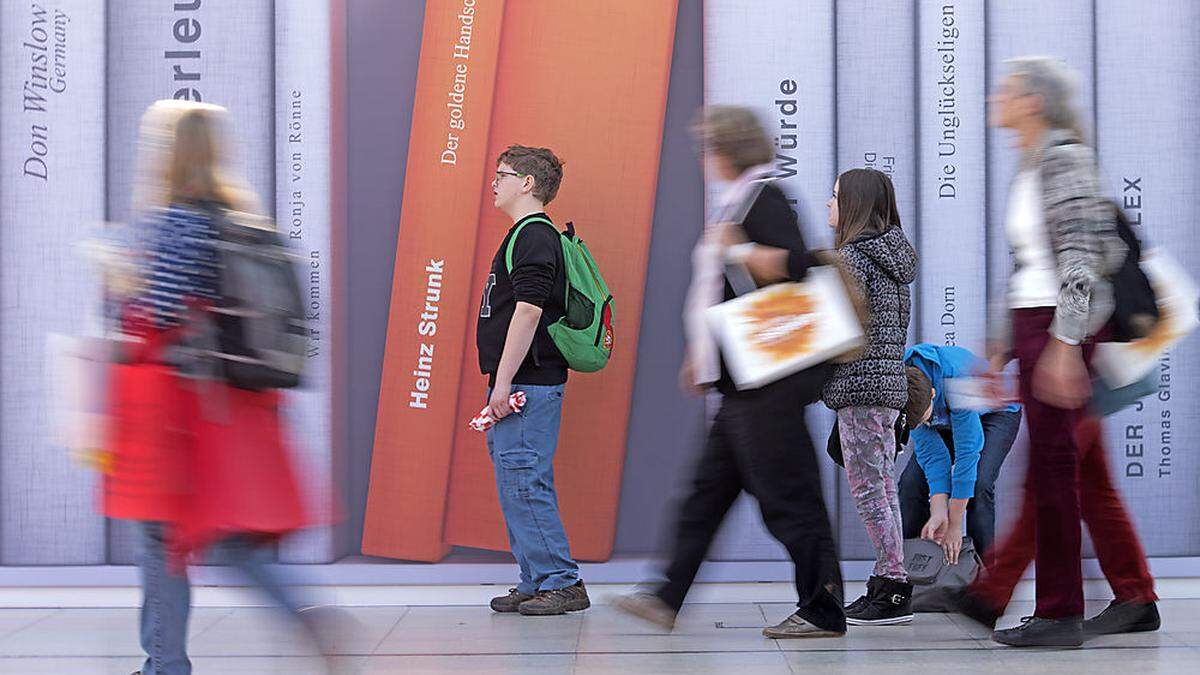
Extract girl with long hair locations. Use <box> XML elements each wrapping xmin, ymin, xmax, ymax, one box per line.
<box><xmin>822</xmin><ymin>168</ymin><xmax>919</xmax><ymax>626</ymax></box>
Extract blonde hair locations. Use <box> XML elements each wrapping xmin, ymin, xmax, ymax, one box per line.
<box><xmin>132</xmin><ymin>100</ymin><xmax>259</xmax><ymax>215</ymax></box>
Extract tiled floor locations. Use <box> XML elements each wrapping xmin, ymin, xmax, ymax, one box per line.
<box><xmin>0</xmin><ymin>598</ymin><xmax>1196</xmax><ymax>673</ymax></box>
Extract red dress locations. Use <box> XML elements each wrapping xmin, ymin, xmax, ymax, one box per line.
<box><xmin>103</xmin><ymin>319</ymin><xmax>310</xmax><ymax>559</ymax></box>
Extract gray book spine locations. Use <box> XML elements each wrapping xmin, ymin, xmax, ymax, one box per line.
<box><xmin>104</xmin><ymin>0</ymin><xmax>275</xmax><ymax>563</ymax></box>
<box><xmin>703</xmin><ymin>0</ymin><xmax>838</xmax><ymax>561</ymax></box>
<box><xmin>917</xmin><ymin>0</ymin><xmax>986</xmax><ymax>352</ymax></box>
<box><xmin>834</xmin><ymin>0</ymin><xmax>917</xmax><ymax>559</ymax></box>
<box><xmin>276</xmin><ymin>0</ymin><xmax>336</xmax><ymax>564</ymax></box>
<box><xmin>1095</xmin><ymin>0</ymin><xmax>1200</xmax><ymax>556</ymax></box>
<box><xmin>0</xmin><ymin>0</ymin><xmax>107</xmax><ymax>564</ymax></box>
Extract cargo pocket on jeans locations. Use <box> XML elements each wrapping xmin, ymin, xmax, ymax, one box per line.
<box><xmin>497</xmin><ymin>444</ymin><xmax>537</xmax><ymax>498</ymax></box>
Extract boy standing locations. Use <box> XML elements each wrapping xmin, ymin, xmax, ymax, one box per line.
<box><xmin>477</xmin><ymin>145</ymin><xmax>589</xmax><ymax>616</ymax></box>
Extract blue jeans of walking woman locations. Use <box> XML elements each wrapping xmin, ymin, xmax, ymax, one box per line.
<box><xmin>485</xmin><ymin>383</ymin><xmax>580</xmax><ymax>595</ymax></box>
<box><xmin>137</xmin><ymin>522</ymin><xmax>312</xmax><ymax>675</ymax></box>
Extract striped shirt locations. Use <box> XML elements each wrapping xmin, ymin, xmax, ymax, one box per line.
<box><xmin>135</xmin><ymin>204</ymin><xmax>221</xmax><ymax>327</ymax></box>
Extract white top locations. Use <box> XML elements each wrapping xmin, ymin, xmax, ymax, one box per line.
<box><xmin>1005</xmin><ymin>169</ymin><xmax>1060</xmax><ymax>309</ymax></box>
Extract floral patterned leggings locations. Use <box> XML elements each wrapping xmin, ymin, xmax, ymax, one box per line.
<box><xmin>839</xmin><ymin>406</ymin><xmax>907</xmax><ymax>582</ymax></box>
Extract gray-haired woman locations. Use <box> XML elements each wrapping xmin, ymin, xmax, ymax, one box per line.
<box><xmin>981</xmin><ymin>56</ymin><xmax>1156</xmax><ymax>648</ymax></box>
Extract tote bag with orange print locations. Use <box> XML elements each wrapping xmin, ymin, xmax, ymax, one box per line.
<box><xmin>706</xmin><ymin>266</ymin><xmax>864</xmax><ymax>391</ymax></box>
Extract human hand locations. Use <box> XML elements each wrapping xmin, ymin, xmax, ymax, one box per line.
<box><xmin>921</xmin><ymin>511</ymin><xmax>949</xmax><ymax>544</ymax></box>
<box><xmin>679</xmin><ymin>357</ymin><xmax>706</xmax><ymax>398</ymax></box>
<box><xmin>743</xmin><ymin>246</ymin><xmax>789</xmax><ymax>285</ymax></box>
<box><xmin>942</xmin><ymin>525</ymin><xmax>964</xmax><ymax>565</ymax></box>
<box><xmin>488</xmin><ymin>383</ymin><xmax>515</xmax><ymax>420</ymax></box>
<box><xmin>985</xmin><ymin>340</ymin><xmax>1011</xmax><ymax>372</ymax></box>
<box><xmin>1033</xmin><ymin>339</ymin><xmax>1090</xmax><ymax>409</ymax></box>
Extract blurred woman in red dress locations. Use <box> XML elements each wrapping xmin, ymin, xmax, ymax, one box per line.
<box><xmin>105</xmin><ymin>100</ymin><xmax>317</xmax><ymax>675</ymax></box>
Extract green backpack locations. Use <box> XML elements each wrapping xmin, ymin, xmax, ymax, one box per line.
<box><xmin>505</xmin><ymin>217</ymin><xmax>614</xmax><ymax>372</ymax></box>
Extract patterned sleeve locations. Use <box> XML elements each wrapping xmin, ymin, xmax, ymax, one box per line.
<box><xmin>1039</xmin><ymin>142</ymin><xmax>1125</xmax><ymax>344</ymax></box>
<box><xmin>134</xmin><ymin>206</ymin><xmax>221</xmax><ymax>327</ymax></box>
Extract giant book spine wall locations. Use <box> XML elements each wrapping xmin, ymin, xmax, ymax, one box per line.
<box><xmin>105</xmin><ymin>0</ymin><xmax>274</xmax><ymax>562</ymax></box>
<box><xmin>0</xmin><ymin>0</ymin><xmax>106</xmax><ymax>564</ymax></box>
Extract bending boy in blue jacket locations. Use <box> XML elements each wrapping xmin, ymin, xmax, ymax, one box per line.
<box><xmin>899</xmin><ymin>344</ymin><xmax>1022</xmax><ymax>563</ymax></box>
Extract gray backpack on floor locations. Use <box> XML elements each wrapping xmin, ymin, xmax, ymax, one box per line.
<box><xmin>903</xmin><ymin>536</ymin><xmax>983</xmax><ymax>612</ymax></box>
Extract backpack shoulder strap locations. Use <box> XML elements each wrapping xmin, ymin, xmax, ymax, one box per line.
<box><xmin>191</xmin><ymin>200</ymin><xmax>236</xmax><ymax>243</ymax></box>
<box><xmin>504</xmin><ymin>216</ymin><xmax>557</xmax><ymax>272</ymax></box>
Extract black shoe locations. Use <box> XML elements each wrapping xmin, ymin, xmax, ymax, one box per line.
<box><xmin>947</xmin><ymin>588</ymin><xmax>1001</xmax><ymax>631</ymax></box>
<box><xmin>993</xmin><ymin>616</ymin><xmax>1083</xmax><ymax>647</ymax></box>
<box><xmin>845</xmin><ymin>576</ymin><xmax>913</xmax><ymax>626</ymax></box>
<box><xmin>843</xmin><ymin>592</ymin><xmax>871</xmax><ymax>615</ymax></box>
<box><xmin>1084</xmin><ymin>600</ymin><xmax>1161</xmax><ymax>636</ymax></box>
<box><xmin>843</xmin><ymin>576</ymin><xmax>879</xmax><ymax>617</ymax></box>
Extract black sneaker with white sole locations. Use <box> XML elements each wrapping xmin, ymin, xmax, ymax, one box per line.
<box><xmin>845</xmin><ymin>576</ymin><xmax>914</xmax><ymax>626</ymax></box>
<box><xmin>843</xmin><ymin>593</ymin><xmax>871</xmax><ymax>616</ymax></box>
<box><xmin>842</xmin><ymin>592</ymin><xmax>870</xmax><ymax>626</ymax></box>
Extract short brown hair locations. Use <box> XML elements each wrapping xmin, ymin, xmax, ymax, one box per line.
<box><xmin>497</xmin><ymin>145</ymin><xmax>564</xmax><ymax>204</ymax></box>
<box><xmin>691</xmin><ymin>105</ymin><xmax>774</xmax><ymax>174</ymax></box>
<box><xmin>904</xmin><ymin>366</ymin><xmax>933</xmax><ymax>430</ymax></box>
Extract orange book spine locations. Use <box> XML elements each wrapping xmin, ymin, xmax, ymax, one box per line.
<box><xmin>362</xmin><ymin>0</ymin><xmax>507</xmax><ymax>561</ymax></box>
<box><xmin>441</xmin><ymin>0</ymin><xmax>679</xmax><ymax>561</ymax></box>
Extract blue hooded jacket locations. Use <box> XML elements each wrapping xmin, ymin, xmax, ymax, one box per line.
<box><xmin>904</xmin><ymin>344</ymin><xmax>1020</xmax><ymax>499</ymax></box>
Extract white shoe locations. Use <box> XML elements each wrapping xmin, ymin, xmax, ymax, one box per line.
<box><xmin>762</xmin><ymin>612</ymin><xmax>846</xmax><ymax>639</ymax></box>
<box><xmin>614</xmin><ymin>592</ymin><xmax>677</xmax><ymax>630</ymax></box>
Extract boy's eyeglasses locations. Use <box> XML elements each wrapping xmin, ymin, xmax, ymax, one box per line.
<box><xmin>494</xmin><ymin>170</ymin><xmax>524</xmax><ymax>181</ymax></box>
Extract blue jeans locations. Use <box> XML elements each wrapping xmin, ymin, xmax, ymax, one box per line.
<box><xmin>137</xmin><ymin>522</ymin><xmax>311</xmax><ymax>675</ymax></box>
<box><xmin>898</xmin><ymin>409</ymin><xmax>1022</xmax><ymax>556</ymax></box>
<box><xmin>485</xmin><ymin>383</ymin><xmax>579</xmax><ymax>595</ymax></box>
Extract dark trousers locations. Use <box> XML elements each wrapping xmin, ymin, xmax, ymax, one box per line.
<box><xmin>972</xmin><ymin>416</ymin><xmax>1157</xmax><ymax>612</ymax></box>
<box><xmin>655</xmin><ymin>376</ymin><xmax>846</xmax><ymax>632</ymax></box>
<box><xmin>898</xmin><ymin>409</ymin><xmax>1022</xmax><ymax>557</ymax></box>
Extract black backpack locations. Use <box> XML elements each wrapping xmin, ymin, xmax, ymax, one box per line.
<box><xmin>1107</xmin><ymin>201</ymin><xmax>1159</xmax><ymax>342</ymax></box>
<box><xmin>175</xmin><ymin>205</ymin><xmax>308</xmax><ymax>390</ymax></box>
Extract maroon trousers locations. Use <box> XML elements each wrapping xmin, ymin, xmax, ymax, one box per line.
<box><xmin>972</xmin><ymin>416</ymin><xmax>1157</xmax><ymax>614</ymax></box>
<box><xmin>973</xmin><ymin>308</ymin><xmax>1156</xmax><ymax>619</ymax></box>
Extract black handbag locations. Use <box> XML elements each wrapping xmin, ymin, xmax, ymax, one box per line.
<box><xmin>825</xmin><ymin>411</ymin><xmax>909</xmax><ymax>467</ymax></box>
<box><xmin>1107</xmin><ymin>202</ymin><xmax>1159</xmax><ymax>342</ymax></box>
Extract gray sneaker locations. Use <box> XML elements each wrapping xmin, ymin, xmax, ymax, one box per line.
<box><xmin>490</xmin><ymin>588</ymin><xmax>534</xmax><ymax>613</ymax></box>
<box><xmin>762</xmin><ymin>612</ymin><xmax>846</xmax><ymax>639</ymax></box>
<box><xmin>1083</xmin><ymin>600</ymin><xmax>1161</xmax><ymax>636</ymax></box>
<box><xmin>518</xmin><ymin>581</ymin><xmax>591</xmax><ymax>616</ymax></box>
<box><xmin>614</xmin><ymin>592</ymin><xmax>677</xmax><ymax>630</ymax></box>
<box><xmin>992</xmin><ymin>616</ymin><xmax>1083</xmax><ymax>648</ymax></box>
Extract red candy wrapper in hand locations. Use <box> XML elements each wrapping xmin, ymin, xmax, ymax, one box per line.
<box><xmin>468</xmin><ymin>391</ymin><xmax>527</xmax><ymax>431</ymax></box>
